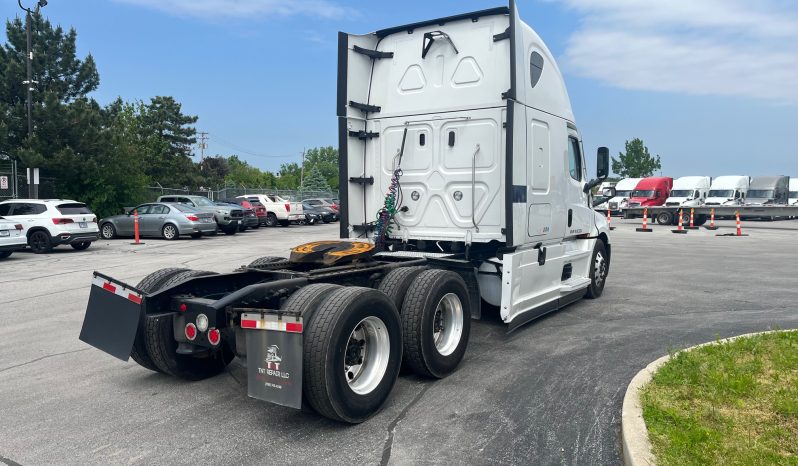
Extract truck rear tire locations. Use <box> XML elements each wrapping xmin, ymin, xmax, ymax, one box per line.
<box><xmin>132</xmin><ymin>268</ymin><xmax>190</xmax><ymax>372</ymax></box>
<box><xmin>264</xmin><ymin>213</ymin><xmax>278</xmax><ymax>227</ymax></box>
<box><xmin>585</xmin><ymin>241</ymin><xmax>608</xmax><ymax>299</ymax></box>
<box><xmin>401</xmin><ymin>270</ymin><xmax>471</xmax><ymax>379</ymax></box>
<box><xmin>377</xmin><ymin>266</ymin><xmax>428</xmax><ymax>313</ymax></box>
<box><xmin>303</xmin><ymin>287</ymin><xmax>402</xmax><ymax>423</ymax></box>
<box><xmin>144</xmin><ymin>270</ymin><xmax>234</xmax><ymax>380</ymax></box>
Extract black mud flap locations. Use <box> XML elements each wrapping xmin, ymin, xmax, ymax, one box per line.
<box><xmin>78</xmin><ymin>274</ymin><xmax>144</xmax><ymax>361</ymax></box>
<box><xmin>242</xmin><ymin>312</ymin><xmax>304</xmax><ymax>410</ymax></box>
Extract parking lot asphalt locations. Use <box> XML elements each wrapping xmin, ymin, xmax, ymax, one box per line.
<box><xmin>1</xmin><ymin>220</ymin><xmax>797</xmax><ymax>465</ymax></box>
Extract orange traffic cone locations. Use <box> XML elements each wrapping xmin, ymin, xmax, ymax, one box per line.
<box><xmin>705</xmin><ymin>208</ymin><xmax>719</xmax><ymax>230</ymax></box>
<box><xmin>686</xmin><ymin>208</ymin><xmax>699</xmax><ymax>230</ymax></box>
<box><xmin>672</xmin><ymin>208</ymin><xmax>687</xmax><ymax>234</ymax></box>
<box><xmin>636</xmin><ymin>207</ymin><xmax>653</xmax><ymax>232</ymax></box>
<box><xmin>716</xmin><ymin>210</ymin><xmax>748</xmax><ymax>237</ymax></box>
<box><xmin>607</xmin><ymin>208</ymin><xmax>615</xmax><ymax>231</ymax></box>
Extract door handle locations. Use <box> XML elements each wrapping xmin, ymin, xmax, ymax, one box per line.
<box><xmin>159</xmin><ymin>216</ymin><xmax>166</xmax><ymax>219</ymax></box>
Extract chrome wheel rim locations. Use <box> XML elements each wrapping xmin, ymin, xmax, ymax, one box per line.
<box><xmin>102</xmin><ymin>224</ymin><xmax>114</xmax><ymax>239</ymax></box>
<box><xmin>594</xmin><ymin>251</ymin><xmax>607</xmax><ymax>287</ymax></box>
<box><xmin>432</xmin><ymin>293</ymin><xmax>464</xmax><ymax>356</ymax></box>
<box><xmin>163</xmin><ymin>225</ymin><xmax>176</xmax><ymax>239</ymax></box>
<box><xmin>344</xmin><ymin>316</ymin><xmax>390</xmax><ymax>395</ymax></box>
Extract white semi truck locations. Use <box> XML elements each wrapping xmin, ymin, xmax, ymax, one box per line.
<box><xmin>665</xmin><ymin>176</ymin><xmax>711</xmax><ymax>207</ymax></box>
<box><xmin>78</xmin><ymin>3</ymin><xmax>612</xmax><ymax>423</ymax></box>
<box><xmin>598</xmin><ymin>178</ymin><xmax>641</xmax><ymax>215</ymax></box>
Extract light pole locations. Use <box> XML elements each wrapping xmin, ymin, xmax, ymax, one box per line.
<box><xmin>17</xmin><ymin>0</ymin><xmax>47</xmax><ymax>140</ymax></box>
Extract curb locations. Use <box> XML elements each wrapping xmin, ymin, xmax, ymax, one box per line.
<box><xmin>620</xmin><ymin>329</ymin><xmax>797</xmax><ymax>466</ymax></box>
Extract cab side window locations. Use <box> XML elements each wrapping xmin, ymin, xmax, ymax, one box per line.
<box><xmin>567</xmin><ymin>137</ymin><xmax>582</xmax><ymax>181</ymax></box>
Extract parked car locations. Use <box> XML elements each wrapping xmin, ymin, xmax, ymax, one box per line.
<box><xmin>222</xmin><ymin>198</ymin><xmax>266</xmax><ymax>227</ymax></box>
<box><xmin>156</xmin><ymin>195</ymin><xmax>243</xmax><ymax>235</ymax></box>
<box><xmin>238</xmin><ymin>194</ymin><xmax>304</xmax><ymax>227</ymax></box>
<box><xmin>304</xmin><ymin>197</ymin><xmax>339</xmax><ymax>213</ymax></box>
<box><xmin>99</xmin><ymin>203</ymin><xmax>216</xmax><ymax>240</ymax></box>
<box><xmin>0</xmin><ymin>217</ymin><xmax>26</xmax><ymax>259</ymax></box>
<box><xmin>0</xmin><ymin>199</ymin><xmax>99</xmax><ymax>253</ymax></box>
<box><xmin>214</xmin><ymin>201</ymin><xmax>258</xmax><ymax>231</ymax></box>
<box><xmin>300</xmin><ymin>203</ymin><xmax>323</xmax><ymax>225</ymax></box>
<box><xmin>303</xmin><ymin>202</ymin><xmax>337</xmax><ymax>223</ymax></box>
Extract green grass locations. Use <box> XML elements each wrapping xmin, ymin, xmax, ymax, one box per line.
<box><xmin>641</xmin><ymin>331</ymin><xmax>798</xmax><ymax>466</ymax></box>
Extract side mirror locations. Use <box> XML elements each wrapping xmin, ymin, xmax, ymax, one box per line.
<box><xmin>584</xmin><ymin>147</ymin><xmax>611</xmax><ymax>194</ymax></box>
<box><xmin>597</xmin><ymin>147</ymin><xmax>609</xmax><ymax>179</ymax></box>
<box><xmin>602</xmin><ymin>187</ymin><xmax>617</xmax><ymax>197</ymax></box>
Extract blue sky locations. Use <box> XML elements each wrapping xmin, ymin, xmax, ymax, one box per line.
<box><xmin>2</xmin><ymin>0</ymin><xmax>797</xmax><ymax>178</ymax></box>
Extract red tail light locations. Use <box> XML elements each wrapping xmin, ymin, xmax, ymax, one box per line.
<box><xmin>185</xmin><ymin>215</ymin><xmax>200</xmax><ymax>221</ymax></box>
<box><xmin>285</xmin><ymin>203</ymin><xmax>290</xmax><ymax>212</ymax></box>
<box><xmin>91</xmin><ymin>216</ymin><xmax>97</xmax><ymax>223</ymax></box>
<box><xmin>52</xmin><ymin>218</ymin><xmax>74</xmax><ymax>225</ymax></box>
<box><xmin>185</xmin><ymin>323</ymin><xmax>197</xmax><ymax>341</ymax></box>
<box><xmin>208</xmin><ymin>328</ymin><xmax>221</xmax><ymax>346</ymax></box>
<box><xmin>332</xmin><ymin>204</ymin><xmax>338</xmax><ymax>211</ymax></box>
<box><xmin>15</xmin><ymin>224</ymin><xmax>23</xmax><ymax>230</ymax></box>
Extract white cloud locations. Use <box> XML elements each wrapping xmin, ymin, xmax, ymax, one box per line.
<box><xmin>114</xmin><ymin>0</ymin><xmax>351</xmax><ymax>20</ymax></box>
<box><xmin>549</xmin><ymin>0</ymin><xmax>798</xmax><ymax>104</ymax></box>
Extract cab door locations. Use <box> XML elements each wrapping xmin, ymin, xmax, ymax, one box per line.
<box><xmin>565</xmin><ymin>130</ymin><xmax>593</xmax><ymax>237</ymax></box>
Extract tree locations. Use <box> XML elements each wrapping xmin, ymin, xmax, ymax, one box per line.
<box><xmin>0</xmin><ymin>13</ymin><xmax>100</xmax><ymax>164</ymax></box>
<box><xmin>138</xmin><ymin>96</ymin><xmax>200</xmax><ymax>186</ymax></box>
<box><xmin>611</xmin><ymin>138</ymin><xmax>662</xmax><ymax>178</ymax></box>
<box><xmin>302</xmin><ymin>166</ymin><xmax>331</xmax><ymax>192</ymax></box>
<box><xmin>304</xmin><ymin>146</ymin><xmax>338</xmax><ymax>189</ymax></box>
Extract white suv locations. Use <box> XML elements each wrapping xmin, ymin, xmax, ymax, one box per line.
<box><xmin>0</xmin><ymin>217</ymin><xmax>26</xmax><ymax>259</ymax></box>
<box><xmin>0</xmin><ymin>199</ymin><xmax>100</xmax><ymax>254</ymax></box>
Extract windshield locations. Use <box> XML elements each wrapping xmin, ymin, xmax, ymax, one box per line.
<box><xmin>708</xmin><ymin>190</ymin><xmax>734</xmax><ymax>198</ymax></box>
<box><xmin>631</xmin><ymin>190</ymin><xmax>655</xmax><ymax>198</ymax></box>
<box><xmin>614</xmin><ymin>190</ymin><xmax>632</xmax><ymax>198</ymax></box>
<box><xmin>669</xmin><ymin>190</ymin><xmax>692</xmax><ymax>197</ymax></box>
<box><xmin>747</xmin><ymin>189</ymin><xmax>774</xmax><ymax>198</ymax></box>
<box><xmin>192</xmin><ymin>197</ymin><xmax>215</xmax><ymax>207</ymax></box>
<box><xmin>172</xmin><ymin>204</ymin><xmax>201</xmax><ymax>213</ymax></box>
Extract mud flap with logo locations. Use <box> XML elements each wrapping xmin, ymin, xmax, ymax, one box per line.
<box><xmin>79</xmin><ymin>274</ymin><xmax>145</xmax><ymax>361</ymax></box>
<box><xmin>242</xmin><ymin>312</ymin><xmax>304</xmax><ymax>409</ymax></box>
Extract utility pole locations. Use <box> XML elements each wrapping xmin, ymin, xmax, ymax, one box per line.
<box><xmin>300</xmin><ymin>148</ymin><xmax>306</xmax><ymax>188</ymax></box>
<box><xmin>18</xmin><ymin>1</ymin><xmax>47</xmax><ymax>140</ymax></box>
<box><xmin>197</xmin><ymin>132</ymin><xmax>209</xmax><ymax>164</ymax></box>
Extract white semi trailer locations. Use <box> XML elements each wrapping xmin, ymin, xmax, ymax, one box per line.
<box><xmin>78</xmin><ymin>3</ymin><xmax>612</xmax><ymax>424</ymax></box>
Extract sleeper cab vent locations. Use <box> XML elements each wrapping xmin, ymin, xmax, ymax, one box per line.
<box><xmin>561</xmin><ymin>263</ymin><xmax>573</xmax><ymax>281</ymax></box>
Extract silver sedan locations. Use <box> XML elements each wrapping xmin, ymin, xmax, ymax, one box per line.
<box><xmin>98</xmin><ymin>203</ymin><xmax>217</xmax><ymax>240</ymax></box>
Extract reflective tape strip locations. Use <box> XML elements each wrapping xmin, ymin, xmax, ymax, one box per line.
<box><xmin>240</xmin><ymin>312</ymin><xmax>303</xmax><ymax>333</ymax></box>
<box><xmin>92</xmin><ymin>276</ymin><xmax>143</xmax><ymax>305</ymax></box>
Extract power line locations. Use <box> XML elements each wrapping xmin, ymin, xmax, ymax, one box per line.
<box><xmin>211</xmin><ymin>134</ymin><xmax>298</xmax><ymax>160</ymax></box>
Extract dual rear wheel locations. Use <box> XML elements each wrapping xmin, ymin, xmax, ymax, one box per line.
<box><xmin>128</xmin><ymin>266</ymin><xmax>472</xmax><ymax>423</ymax></box>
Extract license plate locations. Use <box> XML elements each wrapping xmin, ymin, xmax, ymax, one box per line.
<box><xmin>79</xmin><ymin>222</ymin><xmax>88</xmax><ymax>228</ymax></box>
<box><xmin>0</xmin><ymin>230</ymin><xmax>9</xmax><ymax>237</ymax></box>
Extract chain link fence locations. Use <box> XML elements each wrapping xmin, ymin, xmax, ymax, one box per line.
<box><xmin>0</xmin><ymin>154</ymin><xmax>64</xmax><ymax>200</ymax></box>
<box><xmin>146</xmin><ymin>184</ymin><xmax>338</xmax><ymax>202</ymax></box>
